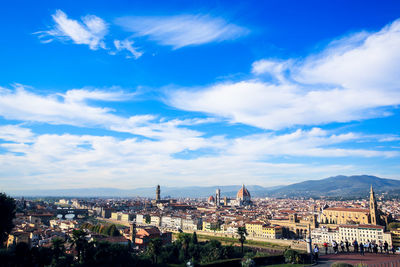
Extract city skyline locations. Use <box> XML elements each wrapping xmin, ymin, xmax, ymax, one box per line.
<box><xmin>1</xmin><ymin>1</ymin><xmax>400</xmax><ymax>191</ymax></box>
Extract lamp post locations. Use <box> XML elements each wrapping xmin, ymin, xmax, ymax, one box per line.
<box><xmin>306</xmin><ymin>224</ymin><xmax>313</xmax><ymax>264</ymax></box>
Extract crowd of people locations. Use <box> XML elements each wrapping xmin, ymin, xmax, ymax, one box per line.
<box><xmin>313</xmin><ymin>240</ymin><xmax>397</xmax><ymax>263</ymax></box>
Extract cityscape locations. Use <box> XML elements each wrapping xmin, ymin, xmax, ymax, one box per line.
<box><xmin>1</xmin><ymin>1</ymin><xmax>400</xmax><ymax>267</ymax></box>
<box><xmin>2</xmin><ymin>182</ymin><xmax>400</xmax><ymax>266</ymax></box>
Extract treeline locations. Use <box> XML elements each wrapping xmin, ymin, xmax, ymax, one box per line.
<box><xmin>146</xmin><ymin>232</ymin><xmax>266</xmax><ymax>265</ymax></box>
<box><xmin>0</xmin><ymin>235</ymin><xmax>149</xmax><ymax>267</ymax></box>
<box><xmin>1</xmin><ymin>230</ymin><xmax>283</xmax><ymax>267</ymax></box>
<box><xmin>80</xmin><ymin>222</ymin><xmax>120</xmax><ymax>237</ymax></box>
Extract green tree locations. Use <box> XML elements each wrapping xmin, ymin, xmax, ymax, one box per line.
<box><xmin>51</xmin><ymin>238</ymin><xmax>65</xmax><ymax>261</ymax></box>
<box><xmin>107</xmin><ymin>224</ymin><xmax>120</xmax><ymax>236</ymax></box>
<box><xmin>284</xmin><ymin>249</ymin><xmax>300</xmax><ymax>264</ymax></box>
<box><xmin>178</xmin><ymin>233</ymin><xmax>191</xmax><ymax>260</ymax></box>
<box><xmin>388</xmin><ymin>222</ymin><xmax>400</xmax><ymax>230</ymax></box>
<box><xmin>191</xmin><ymin>231</ymin><xmax>198</xmax><ymax>245</ymax></box>
<box><xmin>148</xmin><ymin>238</ymin><xmax>163</xmax><ymax>264</ymax></box>
<box><xmin>31</xmin><ymin>246</ymin><xmax>53</xmax><ymax>267</ymax></box>
<box><xmin>71</xmin><ymin>229</ymin><xmax>87</xmax><ymax>263</ymax></box>
<box><xmin>237</xmin><ymin>227</ymin><xmax>248</xmax><ymax>256</ymax></box>
<box><xmin>0</xmin><ymin>193</ymin><xmax>16</xmax><ymax>247</ymax></box>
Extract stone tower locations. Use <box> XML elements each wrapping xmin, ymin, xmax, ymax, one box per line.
<box><xmin>216</xmin><ymin>188</ymin><xmax>221</xmax><ymax>206</ymax></box>
<box><xmin>156</xmin><ymin>185</ymin><xmax>160</xmax><ymax>201</ymax></box>
<box><xmin>129</xmin><ymin>222</ymin><xmax>136</xmax><ymax>241</ymax></box>
<box><xmin>369</xmin><ymin>185</ymin><xmax>378</xmax><ymax>225</ymax></box>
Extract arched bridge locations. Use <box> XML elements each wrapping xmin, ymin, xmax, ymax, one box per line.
<box><xmin>54</xmin><ymin>209</ymin><xmax>88</xmax><ymax>219</ymax></box>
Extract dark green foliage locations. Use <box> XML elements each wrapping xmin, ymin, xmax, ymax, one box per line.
<box><xmin>192</xmin><ymin>231</ymin><xmax>198</xmax><ymax>244</ymax></box>
<box><xmin>31</xmin><ymin>246</ymin><xmax>53</xmax><ymax>267</ymax></box>
<box><xmin>52</xmin><ymin>237</ymin><xmax>65</xmax><ymax>260</ymax></box>
<box><xmin>147</xmin><ymin>238</ymin><xmax>163</xmax><ymax>264</ymax></box>
<box><xmin>107</xmin><ymin>224</ymin><xmax>120</xmax><ymax>236</ymax></box>
<box><xmin>237</xmin><ymin>226</ymin><xmax>248</xmax><ymax>255</ymax></box>
<box><xmin>0</xmin><ymin>193</ymin><xmax>16</xmax><ymax>247</ymax></box>
<box><xmin>81</xmin><ymin>223</ymin><xmax>120</xmax><ymax>237</ymax></box>
<box><xmin>388</xmin><ymin>222</ymin><xmax>400</xmax><ymax>230</ymax></box>
<box><xmin>71</xmin><ymin>229</ymin><xmax>87</xmax><ymax>263</ymax></box>
<box><xmin>283</xmin><ymin>249</ymin><xmax>300</xmax><ymax>263</ymax></box>
<box><xmin>0</xmin><ymin>231</ymin><xmax>286</xmax><ymax>266</ymax></box>
<box><xmin>82</xmin><ymin>241</ymin><xmax>138</xmax><ymax>267</ymax></box>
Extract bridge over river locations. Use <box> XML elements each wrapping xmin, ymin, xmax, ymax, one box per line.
<box><xmin>54</xmin><ymin>208</ymin><xmax>88</xmax><ymax>219</ymax></box>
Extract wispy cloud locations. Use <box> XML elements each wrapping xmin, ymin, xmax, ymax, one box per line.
<box><xmin>0</xmin><ymin>84</ymin><xmax>398</xmax><ymax>189</ymax></box>
<box><xmin>115</xmin><ymin>14</ymin><xmax>248</xmax><ymax>49</ymax></box>
<box><xmin>0</xmin><ymin>85</ymin><xmax>212</xmax><ymax>141</ymax></box>
<box><xmin>36</xmin><ymin>9</ymin><xmax>108</xmax><ymax>50</ymax></box>
<box><xmin>1</xmin><ymin>125</ymin><xmax>397</xmax><ymax>190</ymax></box>
<box><xmin>168</xmin><ymin>18</ymin><xmax>400</xmax><ymax>129</ymax></box>
<box><xmin>113</xmin><ymin>39</ymin><xmax>143</xmax><ymax>59</ymax></box>
<box><xmin>0</xmin><ymin>125</ymin><xmax>34</xmax><ymax>143</ymax></box>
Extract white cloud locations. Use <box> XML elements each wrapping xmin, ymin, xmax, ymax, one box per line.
<box><xmin>228</xmin><ymin>128</ymin><xmax>398</xmax><ymax>159</ymax></box>
<box><xmin>0</xmin><ymin>85</ymin><xmax>131</xmax><ymax>128</ymax></box>
<box><xmin>0</xmin><ymin>125</ymin><xmax>34</xmax><ymax>143</ymax></box>
<box><xmin>0</xmin><ymin>130</ymin><xmax>379</xmax><ymax>190</ymax></box>
<box><xmin>0</xmin><ymin>85</ymin><xmax>214</xmax><ymax>141</ymax></box>
<box><xmin>168</xmin><ymin>18</ymin><xmax>400</xmax><ymax>129</ymax></box>
<box><xmin>36</xmin><ymin>9</ymin><xmax>108</xmax><ymax>50</ymax></box>
<box><xmin>113</xmin><ymin>39</ymin><xmax>143</xmax><ymax>59</ymax></box>
<box><xmin>0</xmin><ymin>124</ymin><xmax>397</xmax><ymax>190</ymax></box>
<box><xmin>115</xmin><ymin>14</ymin><xmax>248</xmax><ymax>49</ymax></box>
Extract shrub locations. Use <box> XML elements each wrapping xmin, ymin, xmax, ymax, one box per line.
<box><xmin>283</xmin><ymin>249</ymin><xmax>300</xmax><ymax>264</ymax></box>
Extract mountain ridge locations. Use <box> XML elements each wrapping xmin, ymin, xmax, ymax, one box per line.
<box><xmin>6</xmin><ymin>175</ymin><xmax>400</xmax><ymax>198</ymax></box>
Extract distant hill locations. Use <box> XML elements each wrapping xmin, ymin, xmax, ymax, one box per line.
<box><xmin>269</xmin><ymin>175</ymin><xmax>400</xmax><ymax>198</ymax></box>
<box><xmin>7</xmin><ymin>175</ymin><xmax>400</xmax><ymax>198</ymax></box>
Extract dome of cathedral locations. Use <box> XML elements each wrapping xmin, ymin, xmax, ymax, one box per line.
<box><xmin>208</xmin><ymin>195</ymin><xmax>215</xmax><ymax>202</ymax></box>
<box><xmin>237</xmin><ymin>185</ymin><xmax>251</xmax><ymax>199</ymax></box>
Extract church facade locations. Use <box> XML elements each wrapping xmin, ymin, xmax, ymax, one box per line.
<box><xmin>321</xmin><ymin>186</ymin><xmax>384</xmax><ymax>226</ymax></box>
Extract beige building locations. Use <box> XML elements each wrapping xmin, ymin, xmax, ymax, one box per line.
<box><xmin>321</xmin><ymin>207</ymin><xmax>370</xmax><ymax>225</ymax></box>
<box><xmin>182</xmin><ymin>217</ymin><xmax>202</xmax><ymax>231</ymax></box>
<box><xmin>321</xmin><ymin>186</ymin><xmax>381</xmax><ymax>226</ymax></box>
<box><xmin>269</xmin><ymin>213</ymin><xmax>317</xmax><ymax>238</ymax></box>
<box><xmin>150</xmin><ymin>215</ymin><xmax>161</xmax><ymax>227</ymax></box>
<box><xmin>246</xmin><ymin>221</ymin><xmax>283</xmax><ymax>239</ymax></box>
<box><xmin>111</xmin><ymin>212</ymin><xmax>121</xmax><ymax>221</ymax></box>
<box><xmin>202</xmin><ymin>220</ymin><xmax>220</xmax><ymax>231</ymax></box>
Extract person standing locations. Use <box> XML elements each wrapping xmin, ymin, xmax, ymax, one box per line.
<box><xmin>379</xmin><ymin>241</ymin><xmax>383</xmax><ymax>253</ymax></box>
<box><xmin>384</xmin><ymin>241</ymin><xmax>389</xmax><ymax>254</ymax></box>
<box><xmin>360</xmin><ymin>242</ymin><xmax>365</xmax><ymax>256</ymax></box>
<box><xmin>353</xmin><ymin>240</ymin><xmax>359</xmax><ymax>253</ymax></box>
<box><xmin>373</xmin><ymin>243</ymin><xmax>378</xmax><ymax>254</ymax></box>
<box><xmin>345</xmin><ymin>240</ymin><xmax>350</xmax><ymax>253</ymax></box>
<box><xmin>314</xmin><ymin>245</ymin><xmax>319</xmax><ymax>263</ymax></box>
<box><xmin>340</xmin><ymin>241</ymin><xmax>345</xmax><ymax>253</ymax></box>
<box><xmin>323</xmin><ymin>242</ymin><xmax>328</xmax><ymax>255</ymax></box>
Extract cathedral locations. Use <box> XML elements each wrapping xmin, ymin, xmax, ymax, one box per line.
<box><xmin>235</xmin><ymin>184</ymin><xmax>252</xmax><ymax>206</ymax></box>
<box><xmin>207</xmin><ymin>184</ymin><xmax>252</xmax><ymax>206</ymax></box>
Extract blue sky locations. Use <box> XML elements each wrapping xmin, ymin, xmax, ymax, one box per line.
<box><xmin>1</xmin><ymin>0</ymin><xmax>400</xmax><ymax>191</ymax></box>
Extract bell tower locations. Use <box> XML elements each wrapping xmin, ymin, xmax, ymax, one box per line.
<box><xmin>156</xmin><ymin>185</ymin><xmax>160</xmax><ymax>201</ymax></box>
<box><xmin>369</xmin><ymin>185</ymin><xmax>378</xmax><ymax>225</ymax></box>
